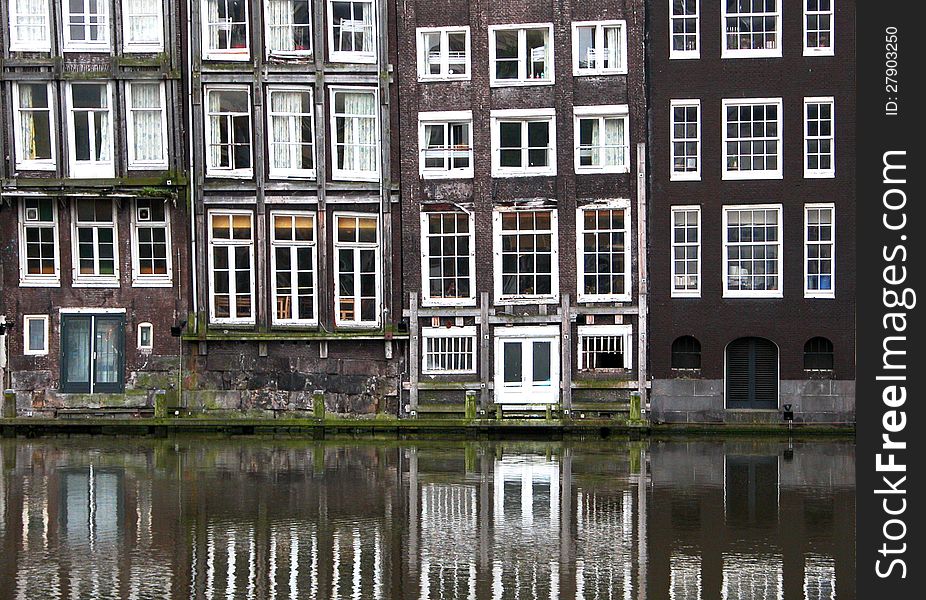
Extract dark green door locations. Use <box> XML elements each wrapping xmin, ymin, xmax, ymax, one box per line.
<box><xmin>725</xmin><ymin>337</ymin><xmax>778</xmax><ymax>409</ymax></box>
<box><xmin>60</xmin><ymin>315</ymin><xmax>125</xmax><ymax>393</ymax></box>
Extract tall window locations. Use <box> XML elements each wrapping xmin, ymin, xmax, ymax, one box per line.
<box><xmin>203</xmin><ymin>0</ymin><xmax>249</xmax><ymax>60</ymax></box>
<box><xmin>23</xmin><ymin>315</ymin><xmax>49</xmax><ymax>356</ymax></box>
<box><xmin>722</xmin><ymin>98</ymin><xmax>782</xmax><ymax>180</ymax></box>
<box><xmin>9</xmin><ymin>0</ymin><xmax>50</xmax><ymax>51</ymax></box>
<box><xmin>328</xmin><ymin>0</ymin><xmax>376</xmax><ymax>62</ymax></box>
<box><xmin>12</xmin><ymin>82</ymin><xmax>55</xmax><ymax>170</ymax></box>
<box><xmin>72</xmin><ymin>199</ymin><xmax>118</xmax><ymax>286</ymax></box>
<box><xmin>420</xmin><ymin>211</ymin><xmax>475</xmax><ymax>306</ymax></box>
<box><xmin>670</xmin><ymin>0</ymin><xmax>699</xmax><ymax>59</ymax></box>
<box><xmin>417</xmin><ymin>27</ymin><xmax>470</xmax><ymax>81</ymax></box>
<box><xmin>491</xmin><ymin>109</ymin><xmax>556</xmax><ymax>177</ymax></box>
<box><xmin>804</xmin><ymin>97</ymin><xmax>834</xmax><ymax>178</ymax></box>
<box><xmin>422</xmin><ymin>327</ymin><xmax>477</xmax><ymax>374</ymax></box>
<box><xmin>574</xmin><ymin>106</ymin><xmax>629</xmax><ymax>173</ymax></box>
<box><xmin>335</xmin><ymin>214</ymin><xmax>380</xmax><ymax>327</ymax></box>
<box><xmin>804</xmin><ymin>0</ymin><xmax>833</xmax><ymax>55</ymax></box>
<box><xmin>268</xmin><ymin>88</ymin><xmax>315</xmax><ymax>178</ymax></box>
<box><xmin>494</xmin><ymin>210</ymin><xmax>558</xmax><ymax>303</ymax></box>
<box><xmin>330</xmin><ymin>88</ymin><xmax>378</xmax><ymax>180</ymax></box>
<box><xmin>209</xmin><ymin>212</ymin><xmax>254</xmax><ymax>323</ymax></box>
<box><xmin>577</xmin><ymin>204</ymin><xmax>629</xmax><ymax>302</ymax></box>
<box><xmin>572</xmin><ymin>21</ymin><xmax>626</xmax><ymax>75</ymax></box>
<box><xmin>266</xmin><ymin>0</ymin><xmax>312</xmax><ymax>56</ymax></box>
<box><xmin>722</xmin><ymin>0</ymin><xmax>781</xmax><ymax>58</ymax></box>
<box><xmin>271</xmin><ymin>213</ymin><xmax>317</xmax><ymax>325</ymax></box>
<box><xmin>805</xmin><ymin>204</ymin><xmax>835</xmax><ymax>297</ymax></box>
<box><xmin>671</xmin><ymin>206</ymin><xmax>701</xmax><ymax>297</ymax></box>
<box><xmin>127</xmin><ymin>82</ymin><xmax>167</xmax><ymax>169</ymax></box>
<box><xmin>205</xmin><ymin>87</ymin><xmax>252</xmax><ymax>177</ymax></box>
<box><xmin>723</xmin><ymin>205</ymin><xmax>783</xmax><ymax>298</ymax></box>
<box><xmin>65</xmin><ymin>0</ymin><xmax>110</xmax><ymax>50</ymax></box>
<box><xmin>132</xmin><ymin>198</ymin><xmax>171</xmax><ymax>286</ymax></box>
<box><xmin>670</xmin><ymin>100</ymin><xmax>700</xmax><ymax>180</ymax></box>
<box><xmin>68</xmin><ymin>82</ymin><xmax>115</xmax><ymax>178</ymax></box>
<box><xmin>578</xmin><ymin>325</ymin><xmax>632</xmax><ymax>370</ymax></box>
<box><xmin>18</xmin><ymin>198</ymin><xmax>59</xmax><ymax>286</ymax></box>
<box><xmin>418</xmin><ymin>112</ymin><xmax>473</xmax><ymax>179</ymax></box>
<box><xmin>489</xmin><ymin>24</ymin><xmax>553</xmax><ymax>86</ymax></box>
<box><xmin>123</xmin><ymin>0</ymin><xmax>164</xmax><ymax>52</ymax></box>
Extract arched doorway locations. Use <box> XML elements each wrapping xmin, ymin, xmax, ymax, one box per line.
<box><xmin>725</xmin><ymin>337</ymin><xmax>778</xmax><ymax>409</ymax></box>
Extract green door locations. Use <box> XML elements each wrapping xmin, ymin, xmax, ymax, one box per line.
<box><xmin>60</xmin><ymin>314</ymin><xmax>125</xmax><ymax>393</ymax></box>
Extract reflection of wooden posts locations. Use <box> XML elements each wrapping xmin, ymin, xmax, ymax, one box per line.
<box><xmin>464</xmin><ymin>444</ymin><xmax>476</xmax><ymax>473</ymax></box>
<box><xmin>636</xmin><ymin>443</ymin><xmax>648</xmax><ymax>600</ymax></box>
<box><xmin>407</xmin><ymin>447</ymin><xmax>419</xmax><ymax>571</ymax></box>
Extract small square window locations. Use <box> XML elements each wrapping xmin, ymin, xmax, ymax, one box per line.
<box><xmin>24</xmin><ymin>315</ymin><xmax>49</xmax><ymax>356</ymax></box>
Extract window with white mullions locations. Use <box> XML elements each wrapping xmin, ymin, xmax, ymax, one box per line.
<box><xmin>491</xmin><ymin>110</ymin><xmax>556</xmax><ymax>177</ymax></box>
<box><xmin>421</xmin><ymin>211</ymin><xmax>475</xmax><ymax>306</ymax></box>
<box><xmin>13</xmin><ymin>82</ymin><xmax>55</xmax><ymax>170</ymax></box>
<box><xmin>266</xmin><ymin>0</ymin><xmax>312</xmax><ymax>55</ymax></box>
<box><xmin>328</xmin><ymin>0</ymin><xmax>376</xmax><ymax>62</ymax></box>
<box><xmin>574</xmin><ymin>107</ymin><xmax>629</xmax><ymax>173</ymax></box>
<box><xmin>671</xmin><ymin>206</ymin><xmax>701</xmax><ymax>297</ymax></box>
<box><xmin>68</xmin><ymin>82</ymin><xmax>115</xmax><ymax>178</ymax></box>
<box><xmin>422</xmin><ymin>327</ymin><xmax>477</xmax><ymax>374</ymax></box>
<box><xmin>335</xmin><ymin>214</ymin><xmax>380</xmax><ymax>327</ymax></box>
<box><xmin>123</xmin><ymin>0</ymin><xmax>164</xmax><ymax>52</ymax></box>
<box><xmin>804</xmin><ymin>0</ymin><xmax>833</xmax><ymax>55</ymax></box>
<box><xmin>127</xmin><ymin>82</ymin><xmax>168</xmax><ymax>169</ymax></box>
<box><xmin>577</xmin><ymin>204</ymin><xmax>630</xmax><ymax>302</ymax></box>
<box><xmin>670</xmin><ymin>100</ymin><xmax>700</xmax><ymax>180</ymax></box>
<box><xmin>722</xmin><ymin>99</ymin><xmax>782</xmax><ymax>180</ymax></box>
<box><xmin>417</xmin><ymin>27</ymin><xmax>470</xmax><ymax>80</ymax></box>
<box><xmin>268</xmin><ymin>88</ymin><xmax>315</xmax><ymax>178</ymax></box>
<box><xmin>723</xmin><ymin>205</ymin><xmax>782</xmax><ymax>298</ymax></box>
<box><xmin>65</xmin><ymin>0</ymin><xmax>110</xmax><ymax>50</ymax></box>
<box><xmin>418</xmin><ymin>112</ymin><xmax>473</xmax><ymax>179</ymax></box>
<box><xmin>9</xmin><ymin>0</ymin><xmax>51</xmax><ymax>51</ymax></box>
<box><xmin>670</xmin><ymin>0</ymin><xmax>699</xmax><ymax>58</ymax></box>
<box><xmin>572</xmin><ymin>21</ymin><xmax>626</xmax><ymax>75</ymax></box>
<box><xmin>24</xmin><ymin>315</ymin><xmax>50</xmax><ymax>356</ymax></box>
<box><xmin>804</xmin><ymin>97</ymin><xmax>834</xmax><ymax>177</ymax></box>
<box><xmin>203</xmin><ymin>0</ymin><xmax>249</xmax><ymax>59</ymax></box>
<box><xmin>489</xmin><ymin>24</ymin><xmax>553</xmax><ymax>85</ymax></box>
<box><xmin>73</xmin><ymin>199</ymin><xmax>119</xmax><ymax>285</ymax></box>
<box><xmin>209</xmin><ymin>212</ymin><xmax>254</xmax><ymax>323</ymax></box>
<box><xmin>722</xmin><ymin>0</ymin><xmax>781</xmax><ymax>58</ymax></box>
<box><xmin>132</xmin><ymin>198</ymin><xmax>171</xmax><ymax>285</ymax></box>
<box><xmin>495</xmin><ymin>210</ymin><xmax>558</xmax><ymax>302</ymax></box>
<box><xmin>19</xmin><ymin>198</ymin><xmax>59</xmax><ymax>286</ymax></box>
<box><xmin>205</xmin><ymin>87</ymin><xmax>252</xmax><ymax>177</ymax></box>
<box><xmin>271</xmin><ymin>213</ymin><xmax>317</xmax><ymax>325</ymax></box>
<box><xmin>804</xmin><ymin>204</ymin><xmax>834</xmax><ymax>297</ymax></box>
<box><xmin>578</xmin><ymin>325</ymin><xmax>632</xmax><ymax>370</ymax></box>
<box><xmin>331</xmin><ymin>88</ymin><xmax>378</xmax><ymax>180</ymax></box>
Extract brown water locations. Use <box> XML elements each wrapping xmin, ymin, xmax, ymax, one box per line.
<box><xmin>0</xmin><ymin>437</ymin><xmax>854</xmax><ymax>599</ymax></box>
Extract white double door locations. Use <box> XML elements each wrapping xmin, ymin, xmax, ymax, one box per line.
<box><xmin>494</xmin><ymin>326</ymin><xmax>560</xmax><ymax>405</ymax></box>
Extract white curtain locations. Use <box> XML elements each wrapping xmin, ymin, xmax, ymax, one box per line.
<box><xmin>359</xmin><ymin>1</ymin><xmax>374</xmax><ymax>53</ymax></box>
<box><xmin>208</xmin><ymin>91</ymin><xmax>223</xmax><ymax>168</ymax></box>
<box><xmin>126</xmin><ymin>0</ymin><xmax>160</xmax><ymax>44</ymax></box>
<box><xmin>131</xmin><ymin>83</ymin><xmax>163</xmax><ymax>162</ymax></box>
<box><xmin>14</xmin><ymin>0</ymin><xmax>48</xmax><ymax>44</ymax></box>
<box><xmin>268</xmin><ymin>0</ymin><xmax>294</xmax><ymax>51</ymax></box>
<box><xmin>207</xmin><ymin>0</ymin><xmax>220</xmax><ymax>50</ymax></box>
<box><xmin>341</xmin><ymin>92</ymin><xmax>376</xmax><ymax>172</ymax></box>
<box><xmin>97</xmin><ymin>111</ymin><xmax>112</xmax><ymax>162</ymax></box>
<box><xmin>18</xmin><ymin>85</ymin><xmax>38</xmax><ymax>159</ymax></box>
<box><xmin>604</xmin><ymin>26</ymin><xmax>621</xmax><ymax>70</ymax></box>
<box><xmin>604</xmin><ymin>118</ymin><xmax>625</xmax><ymax>167</ymax></box>
<box><xmin>270</xmin><ymin>91</ymin><xmax>301</xmax><ymax>169</ymax></box>
<box><xmin>589</xmin><ymin>119</ymin><xmax>600</xmax><ymax>166</ymax></box>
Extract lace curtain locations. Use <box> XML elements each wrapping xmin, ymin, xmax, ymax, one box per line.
<box><xmin>125</xmin><ymin>0</ymin><xmax>160</xmax><ymax>45</ymax></box>
<box><xmin>604</xmin><ymin>26</ymin><xmax>621</xmax><ymax>70</ymax></box>
<box><xmin>18</xmin><ymin>85</ymin><xmax>38</xmax><ymax>160</ymax></box>
<box><xmin>131</xmin><ymin>83</ymin><xmax>163</xmax><ymax>162</ymax></box>
<box><xmin>270</xmin><ymin>91</ymin><xmax>303</xmax><ymax>169</ymax></box>
<box><xmin>13</xmin><ymin>0</ymin><xmax>48</xmax><ymax>45</ymax></box>
<box><xmin>340</xmin><ymin>92</ymin><xmax>376</xmax><ymax>172</ymax></box>
<box><xmin>268</xmin><ymin>0</ymin><xmax>294</xmax><ymax>51</ymax></box>
<box><xmin>208</xmin><ymin>91</ymin><xmax>223</xmax><ymax>168</ymax></box>
<box><xmin>604</xmin><ymin>118</ymin><xmax>625</xmax><ymax>166</ymax></box>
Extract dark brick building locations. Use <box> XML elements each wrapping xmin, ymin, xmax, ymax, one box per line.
<box><xmin>647</xmin><ymin>0</ymin><xmax>855</xmax><ymax>423</ymax></box>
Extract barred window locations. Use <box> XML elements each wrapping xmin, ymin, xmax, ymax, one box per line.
<box><xmin>671</xmin><ymin>336</ymin><xmax>702</xmax><ymax>370</ymax></box>
<box><xmin>578</xmin><ymin>325</ymin><xmax>632</xmax><ymax>371</ymax></box>
<box><xmin>422</xmin><ymin>327</ymin><xmax>477</xmax><ymax>374</ymax></box>
<box><xmin>803</xmin><ymin>337</ymin><xmax>834</xmax><ymax>372</ymax></box>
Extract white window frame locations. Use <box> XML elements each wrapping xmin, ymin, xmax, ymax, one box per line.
<box><xmin>722</xmin><ymin>204</ymin><xmax>783</xmax><ymax>299</ymax></box>
<box><xmin>488</xmin><ymin>23</ymin><xmax>555</xmax><ymax>87</ymax></box>
<box><xmin>122</xmin><ymin>0</ymin><xmax>165</xmax><ymax>53</ymax></box>
<box><xmin>333</xmin><ymin>212</ymin><xmax>382</xmax><ymax>328</ymax></box>
<box><xmin>18</xmin><ymin>198</ymin><xmax>60</xmax><ymax>287</ymax></box>
<box><xmin>265</xmin><ymin>0</ymin><xmax>313</xmax><ymax>57</ymax></box>
<box><xmin>419</xmin><ymin>211</ymin><xmax>476</xmax><ymax>307</ymax></box>
<box><xmin>804</xmin><ymin>203</ymin><xmax>835</xmax><ymax>299</ymax></box>
<box><xmin>23</xmin><ymin>315</ymin><xmax>50</xmax><ymax>356</ymax></box>
<box><xmin>416</xmin><ymin>26</ymin><xmax>471</xmax><ymax>81</ymax></box>
<box><xmin>326</xmin><ymin>0</ymin><xmax>377</xmax><ymax>63</ymax></box>
<box><xmin>671</xmin><ymin>205</ymin><xmax>701</xmax><ymax>298</ymax></box>
<box><xmin>803</xmin><ymin>0</ymin><xmax>834</xmax><ymax>56</ymax></box>
<box><xmin>202</xmin><ymin>0</ymin><xmax>251</xmax><ymax>61</ymax></box>
<box><xmin>207</xmin><ymin>210</ymin><xmax>256</xmax><ymax>325</ymax></box>
<box><xmin>722</xmin><ymin>98</ymin><xmax>783</xmax><ymax>181</ymax></box>
<box><xmin>576</xmin><ymin>200</ymin><xmax>632</xmax><ymax>303</ymax></box>
<box><xmin>71</xmin><ymin>199</ymin><xmax>120</xmax><ymax>288</ymax></box>
<box><xmin>270</xmin><ymin>211</ymin><xmax>319</xmax><ymax>326</ymax></box>
<box><xmin>492</xmin><ymin>208</ymin><xmax>559</xmax><ymax>305</ymax></box>
<box><xmin>573</xmin><ymin>105</ymin><xmax>630</xmax><ymax>174</ymax></box>
<box><xmin>571</xmin><ymin>20</ymin><xmax>627</xmax><ymax>76</ymax></box>
<box><xmin>490</xmin><ymin>108</ymin><xmax>557</xmax><ymax>177</ymax></box>
<box><xmin>267</xmin><ymin>86</ymin><xmax>316</xmax><ymax>179</ymax></box>
<box><xmin>9</xmin><ymin>0</ymin><xmax>51</xmax><ymax>51</ymax></box>
<box><xmin>577</xmin><ymin>324</ymin><xmax>633</xmax><ymax>371</ymax></box>
<box><xmin>418</xmin><ymin>110</ymin><xmax>474</xmax><ymax>180</ymax></box>
<box><xmin>131</xmin><ymin>198</ymin><xmax>173</xmax><ymax>287</ymax></box>
<box><xmin>804</xmin><ymin>96</ymin><xmax>835</xmax><ymax>178</ymax></box>
<box><xmin>670</xmin><ymin>99</ymin><xmax>701</xmax><ymax>181</ymax></box>
<box><xmin>126</xmin><ymin>81</ymin><xmax>169</xmax><ymax>170</ymax></box>
<box><xmin>721</xmin><ymin>0</ymin><xmax>782</xmax><ymax>59</ymax></box>
<box><xmin>63</xmin><ymin>0</ymin><xmax>111</xmax><ymax>51</ymax></box>
<box><xmin>421</xmin><ymin>326</ymin><xmax>477</xmax><ymax>375</ymax></box>
<box><xmin>669</xmin><ymin>0</ymin><xmax>700</xmax><ymax>59</ymax></box>
<box><xmin>204</xmin><ymin>85</ymin><xmax>254</xmax><ymax>178</ymax></box>
<box><xmin>12</xmin><ymin>81</ymin><xmax>56</xmax><ymax>171</ymax></box>
<box><xmin>66</xmin><ymin>81</ymin><xmax>116</xmax><ymax>179</ymax></box>
<box><xmin>329</xmin><ymin>86</ymin><xmax>380</xmax><ymax>182</ymax></box>
<box><xmin>137</xmin><ymin>322</ymin><xmax>154</xmax><ymax>351</ymax></box>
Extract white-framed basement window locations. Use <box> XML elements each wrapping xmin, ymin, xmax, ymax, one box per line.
<box><xmin>421</xmin><ymin>326</ymin><xmax>477</xmax><ymax>374</ymax></box>
<box><xmin>418</xmin><ymin>111</ymin><xmax>473</xmax><ymax>179</ymax></box>
<box><xmin>202</xmin><ymin>0</ymin><xmax>250</xmax><ymax>60</ymax></box>
<box><xmin>334</xmin><ymin>213</ymin><xmax>381</xmax><ymax>328</ymax></box>
<box><xmin>493</xmin><ymin>209</ymin><xmax>559</xmax><ymax>304</ymax></box>
<box><xmin>491</xmin><ymin>108</ymin><xmax>556</xmax><ymax>177</ymax></box>
<box><xmin>722</xmin><ymin>204</ymin><xmax>783</xmax><ymax>298</ymax></box>
<box><xmin>266</xmin><ymin>0</ymin><xmax>312</xmax><ymax>57</ymax></box>
<box><xmin>330</xmin><ymin>87</ymin><xmax>379</xmax><ymax>181</ymax></box>
<box><xmin>804</xmin><ymin>97</ymin><xmax>834</xmax><ymax>178</ymax></box>
<box><xmin>24</xmin><ymin>315</ymin><xmax>50</xmax><ymax>356</ymax></box>
<box><xmin>722</xmin><ymin>98</ymin><xmax>782</xmax><ymax>180</ymax></box>
<box><xmin>576</xmin><ymin>201</ymin><xmax>631</xmax><ymax>303</ymax></box>
<box><xmin>671</xmin><ymin>205</ymin><xmax>701</xmax><ymax>298</ymax></box>
<box><xmin>803</xmin><ymin>0</ymin><xmax>833</xmax><ymax>56</ymax></box>
<box><xmin>804</xmin><ymin>203</ymin><xmax>835</xmax><ymax>298</ymax></box>
<box><xmin>489</xmin><ymin>23</ymin><xmax>554</xmax><ymax>86</ymax></box>
<box><xmin>572</xmin><ymin>20</ymin><xmax>626</xmax><ymax>75</ymax></box>
<box><xmin>208</xmin><ymin>211</ymin><xmax>255</xmax><ymax>324</ymax></box>
<box><xmin>327</xmin><ymin>0</ymin><xmax>376</xmax><ymax>63</ymax></box>
<box><xmin>19</xmin><ymin>198</ymin><xmax>60</xmax><ymax>287</ymax></box>
<box><xmin>271</xmin><ymin>212</ymin><xmax>318</xmax><ymax>325</ymax></box>
<box><xmin>9</xmin><ymin>0</ymin><xmax>51</xmax><ymax>51</ymax></box>
<box><xmin>205</xmin><ymin>86</ymin><xmax>253</xmax><ymax>178</ymax></box>
<box><xmin>670</xmin><ymin>0</ymin><xmax>699</xmax><ymax>59</ymax></box>
<box><xmin>12</xmin><ymin>82</ymin><xmax>56</xmax><ymax>171</ymax></box>
<box><xmin>67</xmin><ymin>81</ymin><xmax>115</xmax><ymax>178</ymax></box>
<box><xmin>574</xmin><ymin>105</ymin><xmax>629</xmax><ymax>174</ymax></box>
<box><xmin>64</xmin><ymin>0</ymin><xmax>111</xmax><ymax>51</ymax></box>
<box><xmin>670</xmin><ymin>99</ymin><xmax>700</xmax><ymax>180</ymax></box>
<box><xmin>420</xmin><ymin>211</ymin><xmax>475</xmax><ymax>307</ymax></box>
<box><xmin>122</xmin><ymin>0</ymin><xmax>164</xmax><ymax>52</ymax></box>
<box><xmin>137</xmin><ymin>322</ymin><xmax>154</xmax><ymax>351</ymax></box>
<box><xmin>722</xmin><ymin>0</ymin><xmax>781</xmax><ymax>59</ymax></box>
<box><xmin>578</xmin><ymin>324</ymin><xmax>632</xmax><ymax>370</ymax></box>
<box><xmin>131</xmin><ymin>198</ymin><xmax>172</xmax><ymax>287</ymax></box>
<box><xmin>72</xmin><ymin>198</ymin><xmax>119</xmax><ymax>287</ymax></box>
<box><xmin>267</xmin><ymin>87</ymin><xmax>316</xmax><ymax>179</ymax></box>
<box><xmin>417</xmin><ymin>27</ymin><xmax>470</xmax><ymax>81</ymax></box>
<box><xmin>127</xmin><ymin>81</ymin><xmax>168</xmax><ymax>169</ymax></box>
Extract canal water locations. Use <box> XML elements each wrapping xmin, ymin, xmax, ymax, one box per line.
<box><xmin>0</xmin><ymin>437</ymin><xmax>854</xmax><ymax>599</ymax></box>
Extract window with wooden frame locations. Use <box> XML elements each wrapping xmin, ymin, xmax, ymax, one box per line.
<box><xmin>271</xmin><ymin>212</ymin><xmax>318</xmax><ymax>325</ymax></box>
<box><xmin>67</xmin><ymin>82</ymin><xmax>115</xmax><ymax>178</ymax></box>
<box><xmin>127</xmin><ymin>81</ymin><xmax>168</xmax><ymax>170</ymax></box>
<box><xmin>578</xmin><ymin>325</ymin><xmax>633</xmax><ymax>370</ymax></box>
<box><xmin>574</xmin><ymin>106</ymin><xmax>630</xmax><ymax>174</ymax></box>
<box><xmin>576</xmin><ymin>202</ymin><xmax>630</xmax><ymax>303</ymax></box>
<box><xmin>64</xmin><ymin>0</ymin><xmax>111</xmax><ymax>51</ymax></box>
<box><xmin>12</xmin><ymin>82</ymin><xmax>56</xmax><ymax>171</ymax></box>
<box><xmin>417</xmin><ymin>26</ymin><xmax>470</xmax><ymax>81</ymax></box>
<box><xmin>203</xmin><ymin>0</ymin><xmax>250</xmax><ymax>60</ymax></box>
<box><xmin>572</xmin><ymin>20</ymin><xmax>626</xmax><ymax>75</ymax></box>
<box><xmin>208</xmin><ymin>211</ymin><xmax>255</xmax><ymax>324</ymax></box>
<box><xmin>491</xmin><ymin>109</ymin><xmax>556</xmax><ymax>177</ymax></box>
<box><xmin>205</xmin><ymin>86</ymin><xmax>253</xmax><ymax>177</ymax></box>
<box><xmin>334</xmin><ymin>213</ymin><xmax>381</xmax><ymax>327</ymax></box>
<box><xmin>72</xmin><ymin>198</ymin><xmax>119</xmax><ymax>287</ymax></box>
<box><xmin>266</xmin><ymin>0</ymin><xmax>312</xmax><ymax>56</ymax></box>
<box><xmin>267</xmin><ymin>87</ymin><xmax>315</xmax><ymax>179</ymax></box>
<box><xmin>23</xmin><ymin>315</ymin><xmax>49</xmax><ymax>356</ymax></box>
<box><xmin>421</xmin><ymin>326</ymin><xmax>477</xmax><ymax>374</ymax></box>
<box><xmin>123</xmin><ymin>0</ymin><xmax>164</xmax><ymax>53</ymax></box>
<box><xmin>132</xmin><ymin>198</ymin><xmax>172</xmax><ymax>286</ymax></box>
<box><xmin>9</xmin><ymin>0</ymin><xmax>51</xmax><ymax>51</ymax></box>
<box><xmin>420</xmin><ymin>211</ymin><xmax>475</xmax><ymax>306</ymax></box>
<box><xmin>418</xmin><ymin>111</ymin><xmax>473</xmax><ymax>179</ymax></box>
<box><xmin>18</xmin><ymin>198</ymin><xmax>59</xmax><ymax>287</ymax></box>
<box><xmin>670</xmin><ymin>0</ymin><xmax>699</xmax><ymax>59</ymax></box>
<box><xmin>489</xmin><ymin>23</ymin><xmax>554</xmax><ymax>86</ymax></box>
<box><xmin>327</xmin><ymin>0</ymin><xmax>376</xmax><ymax>63</ymax></box>
<box><xmin>493</xmin><ymin>209</ymin><xmax>558</xmax><ymax>304</ymax></box>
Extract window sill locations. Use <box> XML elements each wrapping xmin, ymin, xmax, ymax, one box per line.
<box><xmin>670</xmin><ymin>291</ymin><xmax>701</xmax><ymax>299</ymax></box>
<box><xmin>721</xmin><ymin>48</ymin><xmax>782</xmax><ymax>59</ymax></box>
<box><xmin>575</xmin><ymin>165</ymin><xmax>630</xmax><ymax>175</ymax></box>
<box><xmin>489</xmin><ymin>79</ymin><xmax>555</xmax><ymax>88</ymax></box>
<box><xmin>804</xmin><ymin>170</ymin><xmax>835</xmax><ymax>179</ymax></box>
<box><xmin>269</xmin><ymin>171</ymin><xmax>318</xmax><ymax>180</ymax></box>
<box><xmin>132</xmin><ymin>279</ymin><xmax>173</xmax><ymax>288</ymax></box>
<box><xmin>270</xmin><ymin>321</ymin><xmax>321</xmax><ymax>328</ymax></box>
<box><xmin>572</xmin><ymin>69</ymin><xmax>627</xmax><ymax>76</ymax></box>
<box><xmin>15</xmin><ymin>162</ymin><xmax>56</xmax><ymax>172</ymax></box>
<box><xmin>70</xmin><ymin>165</ymin><xmax>116</xmax><ymax>179</ymax></box>
<box><xmin>421</xmin><ymin>298</ymin><xmax>478</xmax><ymax>308</ymax></box>
<box><xmin>209</xmin><ymin>319</ymin><xmax>257</xmax><ymax>327</ymax></box>
<box><xmin>721</xmin><ymin>170</ymin><xmax>783</xmax><ymax>181</ymax></box>
<box><xmin>9</xmin><ymin>44</ymin><xmax>51</xmax><ymax>52</ymax></box>
<box><xmin>328</xmin><ymin>52</ymin><xmax>377</xmax><ymax>64</ymax></box>
<box><xmin>722</xmin><ymin>291</ymin><xmax>783</xmax><ymax>299</ymax></box>
<box><xmin>206</xmin><ymin>170</ymin><xmax>254</xmax><ymax>180</ymax></box>
<box><xmin>420</xmin><ymin>170</ymin><xmax>474</xmax><ymax>180</ymax></box>
<box><xmin>332</xmin><ymin>171</ymin><xmax>380</xmax><ymax>182</ymax></box>
<box><xmin>804</xmin><ymin>291</ymin><xmax>835</xmax><ymax>299</ymax></box>
<box><xmin>803</xmin><ymin>48</ymin><xmax>835</xmax><ymax>57</ymax></box>
<box><xmin>495</xmin><ymin>296</ymin><xmax>559</xmax><ymax>306</ymax></box>
<box><xmin>669</xmin><ymin>51</ymin><xmax>700</xmax><ymax>60</ymax></box>
<box><xmin>268</xmin><ymin>50</ymin><xmax>314</xmax><ymax>59</ymax></box>
<box><xmin>578</xmin><ymin>294</ymin><xmax>632</xmax><ymax>304</ymax></box>
<box><xmin>334</xmin><ymin>322</ymin><xmax>383</xmax><ymax>330</ymax></box>
<box><xmin>24</xmin><ymin>351</ymin><xmax>49</xmax><ymax>357</ymax></box>
<box><xmin>124</xmin><ymin>45</ymin><xmax>165</xmax><ymax>54</ymax></box>
<box><xmin>491</xmin><ymin>169</ymin><xmax>556</xmax><ymax>178</ymax></box>
<box><xmin>19</xmin><ymin>279</ymin><xmax>60</xmax><ymax>288</ymax></box>
<box><xmin>670</xmin><ymin>172</ymin><xmax>701</xmax><ymax>182</ymax></box>
<box><xmin>129</xmin><ymin>162</ymin><xmax>170</xmax><ymax>171</ymax></box>
<box><xmin>203</xmin><ymin>52</ymin><xmax>251</xmax><ymax>62</ymax></box>
<box><xmin>63</xmin><ymin>44</ymin><xmax>111</xmax><ymax>53</ymax></box>
<box><xmin>418</xmin><ymin>75</ymin><xmax>471</xmax><ymax>83</ymax></box>
<box><xmin>72</xmin><ymin>280</ymin><xmax>121</xmax><ymax>288</ymax></box>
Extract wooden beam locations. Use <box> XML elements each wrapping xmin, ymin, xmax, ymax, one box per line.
<box><xmin>561</xmin><ymin>294</ymin><xmax>573</xmax><ymax>411</ymax></box>
<box><xmin>480</xmin><ymin>291</ymin><xmax>491</xmax><ymax>410</ymax></box>
<box><xmin>636</xmin><ymin>142</ymin><xmax>649</xmax><ymax>406</ymax></box>
<box><xmin>408</xmin><ymin>293</ymin><xmax>420</xmax><ymax>413</ymax></box>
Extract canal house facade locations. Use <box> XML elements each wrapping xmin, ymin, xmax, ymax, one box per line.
<box><xmin>646</xmin><ymin>0</ymin><xmax>856</xmax><ymax>423</ymax></box>
<box><xmin>396</xmin><ymin>0</ymin><xmax>648</xmax><ymax>417</ymax></box>
<box><xmin>0</xmin><ymin>0</ymin><xmax>190</xmax><ymax>412</ymax></box>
